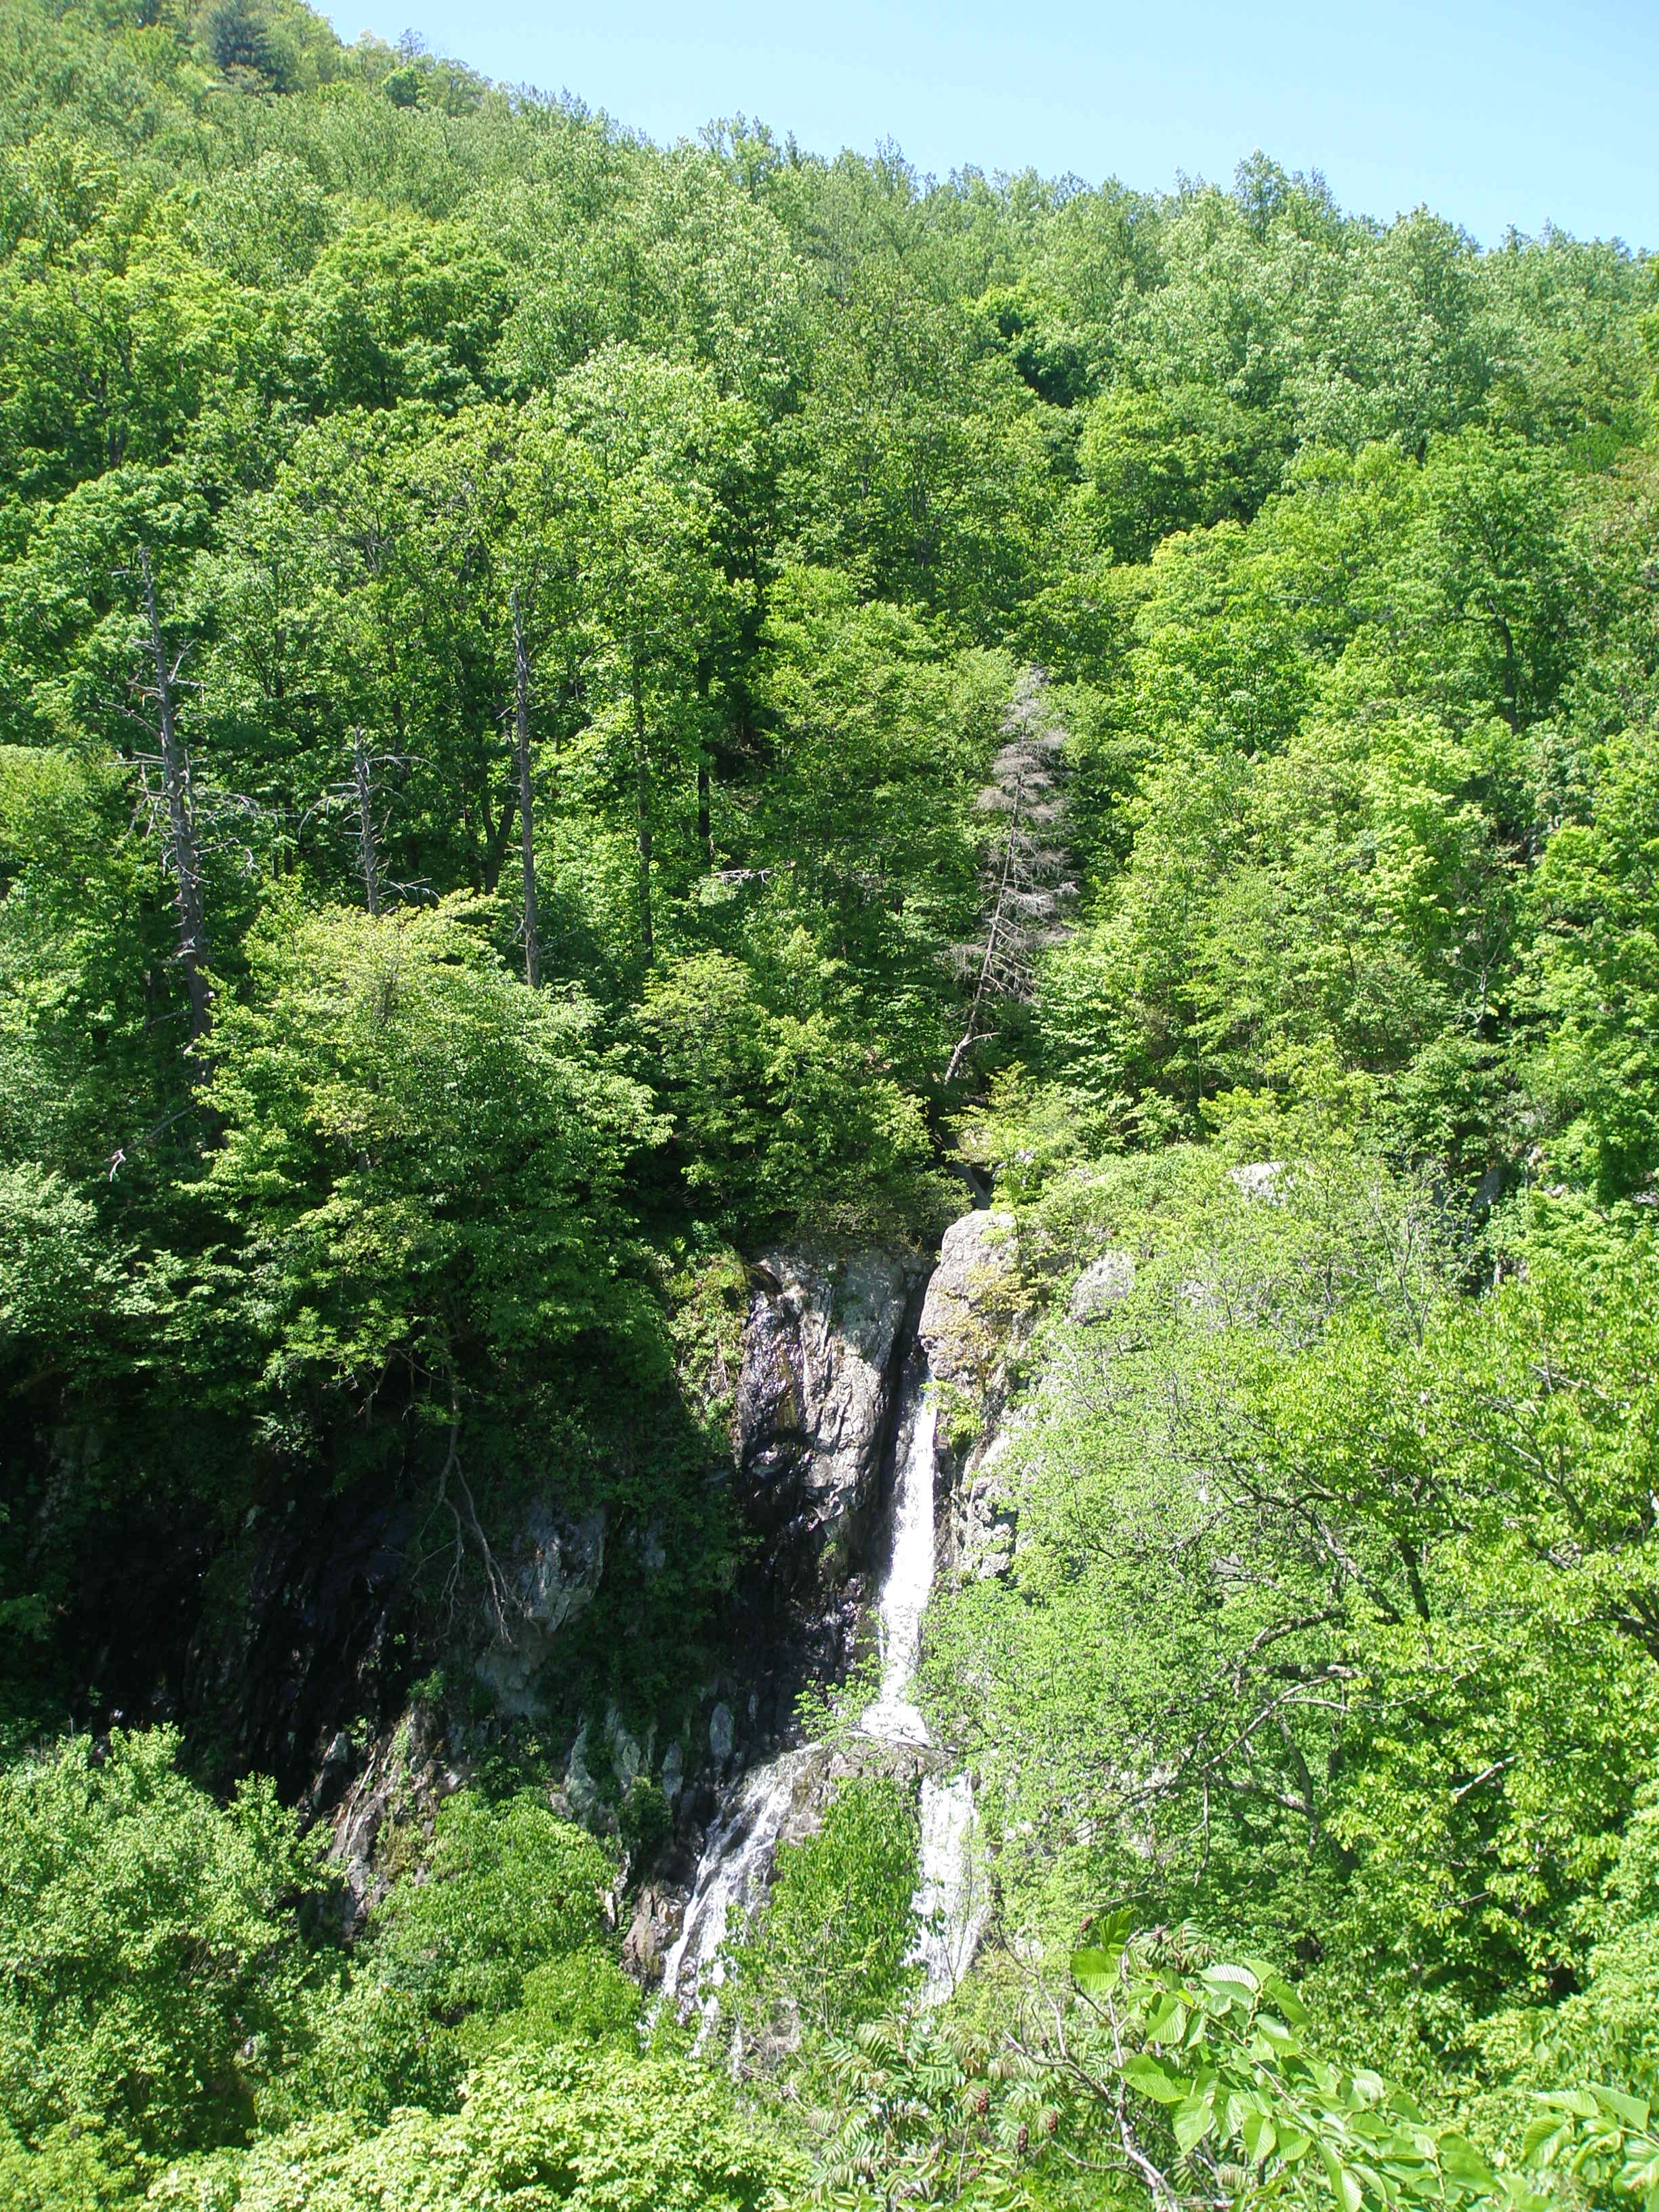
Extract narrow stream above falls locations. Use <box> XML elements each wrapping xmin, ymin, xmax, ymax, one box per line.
<box><xmin>661</xmin><ymin>1313</ymin><xmax>989</xmax><ymax>2028</ymax></box>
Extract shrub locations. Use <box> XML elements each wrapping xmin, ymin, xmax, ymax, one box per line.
<box><xmin>211</xmin><ymin>2041</ymin><xmax>801</xmax><ymax>2212</ymax></box>
<box><xmin>741</xmin><ymin>1774</ymin><xmax>920</xmax><ymax>2037</ymax></box>
<box><xmin>489</xmin><ymin>1951</ymin><xmax>640</xmax><ymax>2051</ymax></box>
<box><xmin>0</xmin><ymin>1728</ymin><xmax>322</xmax><ymax>2165</ymax></box>
<box><xmin>367</xmin><ymin>1790</ymin><xmax>614</xmax><ymax>2026</ymax></box>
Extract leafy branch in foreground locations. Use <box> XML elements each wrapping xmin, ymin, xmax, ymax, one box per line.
<box><xmin>811</xmin><ymin>1920</ymin><xmax>1659</xmax><ymax>2212</ymax></box>
<box><xmin>1061</xmin><ymin>1920</ymin><xmax>1510</xmax><ymax>2212</ymax></box>
<box><xmin>1525</xmin><ymin>2087</ymin><xmax>1659</xmax><ymax>2211</ymax></box>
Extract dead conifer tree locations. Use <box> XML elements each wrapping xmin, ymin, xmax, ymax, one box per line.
<box><xmin>136</xmin><ymin>544</ymin><xmax>212</xmax><ymax>1048</ymax></box>
<box><xmin>510</xmin><ymin>588</ymin><xmax>540</xmax><ymax>987</ymax></box>
<box><xmin>351</xmin><ymin>729</ymin><xmax>383</xmax><ymax>917</ymax></box>
<box><xmin>944</xmin><ymin>666</ymin><xmax>1074</xmax><ymax>1086</ymax></box>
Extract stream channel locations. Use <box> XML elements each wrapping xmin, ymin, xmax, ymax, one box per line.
<box><xmin>659</xmin><ymin>1320</ymin><xmax>989</xmax><ymax>2032</ymax></box>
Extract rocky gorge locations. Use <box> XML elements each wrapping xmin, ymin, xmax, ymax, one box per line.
<box><xmin>319</xmin><ymin>1206</ymin><xmax>1029</xmax><ymax>2009</ymax></box>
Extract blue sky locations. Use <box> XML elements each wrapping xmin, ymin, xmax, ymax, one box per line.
<box><xmin>325</xmin><ymin>0</ymin><xmax>1659</xmax><ymax>249</ymax></box>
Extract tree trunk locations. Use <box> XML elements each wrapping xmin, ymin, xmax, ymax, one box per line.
<box><xmin>944</xmin><ymin>770</ymin><xmax>1023</xmax><ymax>1085</ymax></box>
<box><xmin>480</xmin><ymin>783</ymin><xmax>516</xmax><ymax>895</ymax></box>
<box><xmin>511</xmin><ymin>590</ymin><xmax>539</xmax><ymax>988</ymax></box>
<box><xmin>697</xmin><ymin>754</ymin><xmax>712</xmax><ymax>867</ymax></box>
<box><xmin>138</xmin><ymin>545</ymin><xmax>211</xmax><ymax>1046</ymax></box>
<box><xmin>632</xmin><ymin>657</ymin><xmax>653</xmax><ymax>961</ymax></box>
<box><xmin>352</xmin><ymin>730</ymin><xmax>382</xmax><ymax>917</ymax></box>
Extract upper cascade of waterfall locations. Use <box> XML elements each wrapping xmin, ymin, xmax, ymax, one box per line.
<box><xmin>857</xmin><ymin>1355</ymin><xmax>938</xmax><ymax>1746</ymax></box>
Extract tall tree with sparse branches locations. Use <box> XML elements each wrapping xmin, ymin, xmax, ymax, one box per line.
<box><xmin>945</xmin><ymin>666</ymin><xmax>1074</xmax><ymax>1084</ymax></box>
<box><xmin>136</xmin><ymin>544</ymin><xmax>213</xmax><ymax>1050</ymax></box>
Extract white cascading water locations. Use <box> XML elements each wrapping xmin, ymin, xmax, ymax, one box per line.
<box><xmin>659</xmin><ymin>1744</ymin><xmax>816</xmax><ymax>2037</ymax></box>
<box><xmin>663</xmin><ymin>1326</ymin><xmax>987</xmax><ymax>2027</ymax></box>
<box><xmin>857</xmin><ymin>1359</ymin><xmax>988</xmax><ymax>2005</ymax></box>
<box><xmin>855</xmin><ymin>1375</ymin><xmax>937</xmax><ymax>1746</ymax></box>
<box><xmin>912</xmin><ymin>1771</ymin><xmax>987</xmax><ymax>2001</ymax></box>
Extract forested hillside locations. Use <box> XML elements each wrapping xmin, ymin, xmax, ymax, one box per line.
<box><xmin>2</xmin><ymin>2</ymin><xmax>1658</xmax><ymax>2207</ymax></box>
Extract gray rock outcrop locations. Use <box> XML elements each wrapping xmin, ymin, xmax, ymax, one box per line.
<box><xmin>621</xmin><ymin>1883</ymin><xmax>685</xmax><ymax>1982</ymax></box>
<box><xmin>736</xmin><ymin>1246</ymin><xmax>920</xmax><ymax>1591</ymax></box>
<box><xmin>474</xmin><ymin>1503</ymin><xmax>606</xmax><ymax>1717</ymax></box>
<box><xmin>920</xmin><ymin>1210</ymin><xmax>1023</xmax><ymax>1581</ymax></box>
<box><xmin>1229</xmin><ymin>1160</ymin><xmax>1284</xmax><ymax>1202</ymax></box>
<box><xmin>1068</xmin><ymin>1249</ymin><xmax>1135</xmax><ymax>1322</ymax></box>
<box><xmin>919</xmin><ymin>1210</ymin><xmax>1019</xmax><ymax>1392</ymax></box>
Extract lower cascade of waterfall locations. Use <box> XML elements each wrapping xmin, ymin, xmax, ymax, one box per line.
<box><xmin>658</xmin><ymin>1746</ymin><xmax>817</xmax><ymax>2036</ymax></box>
<box><xmin>914</xmin><ymin>1772</ymin><xmax>990</xmax><ymax>2003</ymax></box>
<box><xmin>663</xmin><ymin>1317</ymin><xmax>987</xmax><ymax>2030</ymax></box>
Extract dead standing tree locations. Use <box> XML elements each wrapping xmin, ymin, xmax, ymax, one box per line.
<box><xmin>944</xmin><ymin>666</ymin><xmax>1075</xmax><ymax>1086</ymax></box>
<box><xmin>510</xmin><ymin>587</ymin><xmax>540</xmax><ymax>987</ymax></box>
<box><xmin>134</xmin><ymin>544</ymin><xmax>212</xmax><ymax>1050</ymax></box>
<box><xmin>302</xmin><ymin>735</ymin><xmax>426</xmax><ymax>916</ymax></box>
<box><xmin>352</xmin><ymin>729</ymin><xmax>383</xmax><ymax>918</ymax></box>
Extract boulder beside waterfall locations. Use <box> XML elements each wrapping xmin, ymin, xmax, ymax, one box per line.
<box><xmin>921</xmin><ymin>1210</ymin><xmax>1025</xmax><ymax>1580</ymax></box>
<box><xmin>918</xmin><ymin>1209</ymin><xmax>1020</xmax><ymax>1392</ymax></box>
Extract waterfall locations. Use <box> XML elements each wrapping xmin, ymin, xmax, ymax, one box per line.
<box><xmin>857</xmin><ymin>1342</ymin><xmax>987</xmax><ymax>2005</ymax></box>
<box><xmin>856</xmin><ymin>1357</ymin><xmax>937</xmax><ymax>1746</ymax></box>
<box><xmin>659</xmin><ymin>1744</ymin><xmax>816</xmax><ymax>2033</ymax></box>
<box><xmin>663</xmin><ymin>1305</ymin><xmax>985</xmax><ymax>2026</ymax></box>
<box><xmin>914</xmin><ymin>1772</ymin><xmax>989</xmax><ymax>2003</ymax></box>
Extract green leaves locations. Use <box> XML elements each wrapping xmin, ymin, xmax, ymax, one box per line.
<box><xmin>0</xmin><ymin>1729</ymin><xmax>325</xmax><ymax>2166</ymax></box>
<box><xmin>814</xmin><ymin>1922</ymin><xmax>1630</xmax><ymax>2212</ymax></box>
<box><xmin>1061</xmin><ymin>1933</ymin><xmax>1515</xmax><ymax>2212</ymax></box>
<box><xmin>925</xmin><ymin>1138</ymin><xmax>1659</xmax><ymax>2046</ymax></box>
<box><xmin>205</xmin><ymin>895</ymin><xmax>661</xmax><ymax>1386</ymax></box>
<box><xmin>166</xmin><ymin>2041</ymin><xmax>804</xmax><ymax>2212</ymax></box>
<box><xmin>2</xmin><ymin>24</ymin><xmax>1659</xmax><ymax>2212</ymax></box>
<box><xmin>367</xmin><ymin>1789</ymin><xmax>615</xmax><ymax>2029</ymax></box>
<box><xmin>735</xmin><ymin>1776</ymin><xmax>921</xmax><ymax>2039</ymax></box>
<box><xmin>634</xmin><ymin>945</ymin><xmax>939</xmax><ymax>1241</ymax></box>
<box><xmin>1123</xmin><ymin>2055</ymin><xmax>1187</xmax><ymax>2104</ymax></box>
<box><xmin>1524</xmin><ymin>2085</ymin><xmax>1659</xmax><ymax>2210</ymax></box>
<box><xmin>1077</xmin><ymin>380</ymin><xmax>1284</xmax><ymax>562</ymax></box>
<box><xmin>1530</xmin><ymin>724</ymin><xmax>1659</xmax><ymax>1200</ymax></box>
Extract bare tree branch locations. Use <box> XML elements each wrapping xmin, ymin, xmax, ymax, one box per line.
<box><xmin>352</xmin><ymin>729</ymin><xmax>382</xmax><ymax>918</ymax></box>
<box><xmin>511</xmin><ymin>587</ymin><xmax>540</xmax><ymax>988</ymax></box>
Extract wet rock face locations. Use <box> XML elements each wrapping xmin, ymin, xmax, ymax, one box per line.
<box><xmin>187</xmin><ymin>1486</ymin><xmax>416</xmax><ymax>1801</ymax></box>
<box><xmin>474</xmin><ymin>1504</ymin><xmax>606</xmax><ymax>1718</ymax></box>
<box><xmin>735</xmin><ymin>1248</ymin><xmax>920</xmax><ymax>1595</ymax></box>
<box><xmin>655</xmin><ymin>1734</ymin><xmax>935</xmax><ymax>2009</ymax></box>
<box><xmin>325</xmin><ymin>1702</ymin><xmax>464</xmax><ymax>1932</ymax></box>
<box><xmin>621</xmin><ymin>1883</ymin><xmax>684</xmax><ymax>1984</ymax></box>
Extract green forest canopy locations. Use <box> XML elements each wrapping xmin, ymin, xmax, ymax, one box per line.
<box><xmin>1</xmin><ymin>0</ymin><xmax>1659</xmax><ymax>2205</ymax></box>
